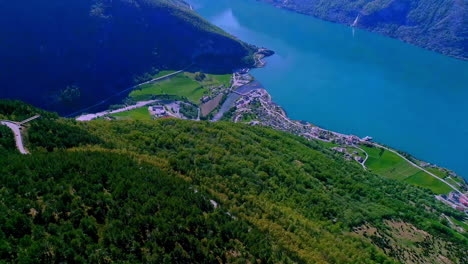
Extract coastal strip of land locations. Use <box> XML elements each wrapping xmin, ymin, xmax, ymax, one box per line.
<box><xmin>222</xmin><ymin>69</ymin><xmax>467</xmax><ymax>214</ymax></box>
<box><xmin>70</xmin><ymin>49</ymin><xmax>467</xmax><ymax>214</ymax></box>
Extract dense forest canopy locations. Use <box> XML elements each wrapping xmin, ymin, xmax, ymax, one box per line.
<box><xmin>0</xmin><ymin>0</ymin><xmax>254</xmax><ymax>114</ymax></box>
<box><xmin>0</xmin><ymin>100</ymin><xmax>466</xmax><ymax>263</ymax></box>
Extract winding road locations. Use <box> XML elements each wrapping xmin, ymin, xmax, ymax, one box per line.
<box><xmin>76</xmin><ymin>100</ymin><xmax>160</xmax><ymax>121</ymax></box>
<box><xmin>1</xmin><ymin>115</ymin><xmax>41</xmax><ymax>154</ymax></box>
<box><xmin>67</xmin><ymin>70</ymin><xmax>184</xmax><ymax>118</ymax></box>
<box><xmin>0</xmin><ymin>121</ymin><xmax>29</xmax><ymax>154</ymax></box>
<box><xmin>352</xmin><ymin>145</ymin><xmax>369</xmax><ymax>170</ymax></box>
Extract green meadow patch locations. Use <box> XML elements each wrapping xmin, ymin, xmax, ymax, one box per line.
<box><xmin>361</xmin><ymin>145</ymin><xmax>452</xmax><ymax>194</ymax></box>
<box><xmin>152</xmin><ymin>70</ymin><xmax>177</xmax><ymax>78</ymax></box>
<box><xmin>129</xmin><ymin>72</ymin><xmax>231</xmax><ymax>105</ymax></box>
<box><xmin>110</xmin><ymin>107</ymin><xmax>152</xmax><ymax>121</ymax></box>
<box><xmin>316</xmin><ymin>140</ymin><xmax>339</xmax><ymax>149</ymax></box>
<box><xmin>450</xmin><ymin>217</ymin><xmax>468</xmax><ymax>232</ymax></box>
<box><xmin>425</xmin><ymin>167</ymin><xmax>448</xmax><ymax>178</ymax></box>
<box><xmin>404</xmin><ymin>171</ymin><xmax>454</xmax><ymax>194</ymax></box>
<box><xmin>363</xmin><ymin>146</ymin><xmax>419</xmax><ymax>181</ymax></box>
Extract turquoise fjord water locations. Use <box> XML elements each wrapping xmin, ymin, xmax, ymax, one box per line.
<box><xmin>188</xmin><ymin>0</ymin><xmax>468</xmax><ymax>179</ymax></box>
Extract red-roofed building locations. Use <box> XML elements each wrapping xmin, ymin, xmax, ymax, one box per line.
<box><xmin>459</xmin><ymin>195</ymin><xmax>468</xmax><ymax>207</ymax></box>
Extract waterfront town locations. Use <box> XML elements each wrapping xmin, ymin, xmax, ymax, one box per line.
<box><xmin>75</xmin><ymin>51</ymin><xmax>468</xmax><ymax>222</ymax></box>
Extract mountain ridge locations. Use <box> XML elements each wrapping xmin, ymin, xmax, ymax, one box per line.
<box><xmin>0</xmin><ymin>0</ymin><xmax>255</xmax><ymax>114</ymax></box>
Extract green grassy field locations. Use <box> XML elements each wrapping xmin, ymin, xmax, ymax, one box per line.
<box><xmin>316</xmin><ymin>140</ymin><xmax>339</xmax><ymax>149</ymax></box>
<box><xmin>361</xmin><ymin>145</ymin><xmax>453</xmax><ymax>194</ymax></box>
<box><xmin>450</xmin><ymin>175</ymin><xmax>465</xmax><ymax>184</ymax></box>
<box><xmin>450</xmin><ymin>217</ymin><xmax>468</xmax><ymax>232</ymax></box>
<box><xmin>425</xmin><ymin>167</ymin><xmax>448</xmax><ymax>178</ymax></box>
<box><xmin>152</xmin><ymin>70</ymin><xmax>176</xmax><ymax>78</ymax></box>
<box><xmin>405</xmin><ymin>171</ymin><xmax>453</xmax><ymax>194</ymax></box>
<box><xmin>445</xmin><ymin>177</ymin><xmax>458</xmax><ymax>186</ymax></box>
<box><xmin>363</xmin><ymin>146</ymin><xmax>420</xmax><ymax>181</ymax></box>
<box><xmin>110</xmin><ymin>107</ymin><xmax>152</xmax><ymax>121</ymax></box>
<box><xmin>205</xmin><ymin>73</ymin><xmax>232</xmax><ymax>88</ymax></box>
<box><xmin>130</xmin><ymin>72</ymin><xmax>231</xmax><ymax>104</ymax></box>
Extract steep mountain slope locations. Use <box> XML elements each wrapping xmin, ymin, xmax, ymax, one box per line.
<box><xmin>0</xmin><ymin>0</ymin><xmax>254</xmax><ymax>114</ymax></box>
<box><xmin>260</xmin><ymin>0</ymin><xmax>467</xmax><ymax>60</ymax></box>
<box><xmin>0</xmin><ymin>100</ymin><xmax>466</xmax><ymax>263</ymax></box>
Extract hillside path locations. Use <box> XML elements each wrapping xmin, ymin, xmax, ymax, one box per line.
<box><xmin>0</xmin><ymin>121</ymin><xmax>28</xmax><ymax>154</ymax></box>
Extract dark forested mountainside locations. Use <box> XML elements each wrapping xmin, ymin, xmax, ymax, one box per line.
<box><xmin>260</xmin><ymin>0</ymin><xmax>467</xmax><ymax>60</ymax></box>
<box><xmin>0</xmin><ymin>0</ymin><xmax>254</xmax><ymax>114</ymax></box>
<box><xmin>0</xmin><ymin>100</ymin><xmax>466</xmax><ymax>263</ymax></box>
<box><xmin>0</xmin><ymin>126</ymin><xmax>15</xmax><ymax>154</ymax></box>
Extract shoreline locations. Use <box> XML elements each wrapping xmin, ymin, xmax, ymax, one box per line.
<box><xmin>227</xmin><ymin>79</ymin><xmax>468</xmax><ymax>211</ymax></box>
<box><xmin>73</xmin><ymin>48</ymin><xmax>467</xmax><ymax>213</ymax></box>
<box><xmin>231</xmin><ymin>50</ymin><xmax>468</xmax><ymax>212</ymax></box>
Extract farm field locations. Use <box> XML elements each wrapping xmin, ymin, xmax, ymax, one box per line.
<box><xmin>130</xmin><ymin>72</ymin><xmax>231</xmax><ymax>105</ymax></box>
<box><xmin>201</xmin><ymin>94</ymin><xmax>223</xmax><ymax>116</ymax></box>
<box><xmin>110</xmin><ymin>107</ymin><xmax>152</xmax><ymax>121</ymax></box>
<box><xmin>361</xmin><ymin>145</ymin><xmax>452</xmax><ymax>194</ymax></box>
<box><xmin>405</xmin><ymin>171</ymin><xmax>454</xmax><ymax>194</ymax></box>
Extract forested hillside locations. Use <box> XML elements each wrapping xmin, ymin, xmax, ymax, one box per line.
<box><xmin>0</xmin><ymin>100</ymin><xmax>467</xmax><ymax>263</ymax></box>
<box><xmin>260</xmin><ymin>0</ymin><xmax>467</xmax><ymax>60</ymax></box>
<box><xmin>0</xmin><ymin>0</ymin><xmax>254</xmax><ymax>114</ymax></box>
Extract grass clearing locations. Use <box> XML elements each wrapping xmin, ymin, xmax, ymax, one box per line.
<box><xmin>362</xmin><ymin>146</ymin><xmax>420</xmax><ymax>181</ymax></box>
<box><xmin>130</xmin><ymin>72</ymin><xmax>231</xmax><ymax>105</ymax></box>
<box><xmin>110</xmin><ymin>107</ymin><xmax>152</xmax><ymax>121</ymax></box>
<box><xmin>361</xmin><ymin>145</ymin><xmax>453</xmax><ymax>194</ymax></box>
<box><xmin>152</xmin><ymin>70</ymin><xmax>176</xmax><ymax>79</ymax></box>
<box><xmin>445</xmin><ymin>177</ymin><xmax>459</xmax><ymax>187</ymax></box>
<box><xmin>205</xmin><ymin>73</ymin><xmax>232</xmax><ymax>88</ymax></box>
<box><xmin>404</xmin><ymin>171</ymin><xmax>453</xmax><ymax>194</ymax></box>
<box><xmin>425</xmin><ymin>167</ymin><xmax>447</xmax><ymax>178</ymax></box>
<box><xmin>316</xmin><ymin>141</ymin><xmax>339</xmax><ymax>149</ymax></box>
<box><xmin>442</xmin><ymin>177</ymin><xmax>464</xmax><ymax>192</ymax></box>
<box><xmin>451</xmin><ymin>176</ymin><xmax>465</xmax><ymax>184</ymax></box>
<box><xmin>130</xmin><ymin>74</ymin><xmax>204</xmax><ymax>104</ymax></box>
<box><xmin>450</xmin><ymin>217</ymin><xmax>468</xmax><ymax>232</ymax></box>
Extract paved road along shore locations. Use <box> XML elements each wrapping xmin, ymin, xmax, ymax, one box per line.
<box><xmin>371</xmin><ymin>143</ymin><xmax>463</xmax><ymax>195</ymax></box>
